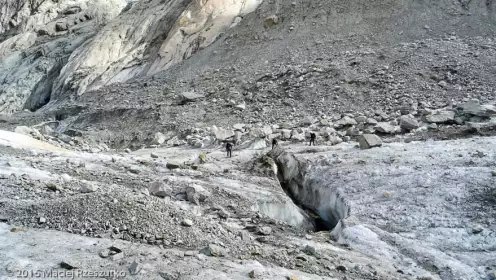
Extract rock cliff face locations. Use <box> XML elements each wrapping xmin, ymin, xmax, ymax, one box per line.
<box><xmin>0</xmin><ymin>0</ymin><xmax>128</xmax><ymax>114</ymax></box>
<box><xmin>0</xmin><ymin>0</ymin><xmax>263</xmax><ymax>114</ymax></box>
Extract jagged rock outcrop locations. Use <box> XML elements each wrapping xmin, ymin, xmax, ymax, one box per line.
<box><xmin>0</xmin><ymin>0</ymin><xmax>263</xmax><ymax>115</ymax></box>
<box><xmin>0</xmin><ymin>0</ymin><xmax>128</xmax><ymax>114</ymax></box>
<box><xmin>52</xmin><ymin>0</ymin><xmax>263</xmax><ymax>99</ymax></box>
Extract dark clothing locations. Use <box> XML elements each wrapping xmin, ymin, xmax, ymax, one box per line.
<box><xmin>226</xmin><ymin>142</ymin><xmax>233</xmax><ymax>158</ymax></box>
<box><xmin>309</xmin><ymin>133</ymin><xmax>316</xmax><ymax>146</ymax></box>
<box><xmin>272</xmin><ymin>139</ymin><xmax>278</xmax><ymax>150</ymax></box>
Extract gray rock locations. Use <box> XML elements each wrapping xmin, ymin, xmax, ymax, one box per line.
<box><xmin>366</xmin><ymin>118</ymin><xmax>378</xmax><ymax>125</ymax></box>
<box><xmin>248</xmin><ymin>268</ymin><xmax>264</xmax><ymax>278</ymax></box>
<box><xmin>459</xmin><ymin>99</ymin><xmax>496</xmax><ymax>117</ymax></box>
<box><xmin>200</xmin><ymin>244</ymin><xmax>226</xmax><ymax>257</ymax></box>
<box><xmin>399</xmin><ymin>116</ymin><xmax>420</xmax><ymax>131</ymax></box>
<box><xmin>250</xmin><ymin>126</ymin><xmax>272</xmax><ymax>138</ymax></box>
<box><xmin>233</xmin><ymin>131</ymin><xmax>243</xmax><ymax>144</ymax></box>
<box><xmin>46</xmin><ymin>183</ymin><xmax>61</xmax><ymax>192</ymax></box>
<box><xmin>128</xmin><ymin>261</ymin><xmax>142</xmax><ymax>275</ymax></box>
<box><xmin>111</xmin><ymin>252</ymin><xmax>124</xmax><ymax>261</ymax></box>
<box><xmin>336</xmin><ymin>265</ymin><xmax>347</xmax><ymax>272</ymax></box>
<box><xmin>427</xmin><ymin>123</ymin><xmax>438</xmax><ymax>130</ymax></box>
<box><xmin>466</xmin><ymin>118</ymin><xmax>496</xmax><ymax>130</ymax></box>
<box><xmin>303</xmin><ymin>245</ymin><xmax>316</xmax><ymax>256</ymax></box>
<box><xmin>128</xmin><ymin>165</ymin><xmax>140</xmax><ymax>174</ymax></box>
<box><xmin>186</xmin><ymin>185</ymin><xmax>209</xmax><ymax>204</ymax></box>
<box><xmin>214</xmin><ymin>129</ymin><xmax>235</xmax><ymax>141</ymax></box>
<box><xmin>181</xmin><ymin>219</ymin><xmax>193</xmax><ymax>227</ymax></box>
<box><xmin>79</xmin><ymin>181</ymin><xmax>98</xmax><ymax>193</ymax></box>
<box><xmin>264</xmin><ymin>15</ymin><xmax>279</xmax><ymax>28</ymax></box>
<box><xmin>258</xmin><ymin>226</ymin><xmax>272</xmax><ymax>236</ymax></box>
<box><xmin>472</xmin><ymin>224</ymin><xmax>484</xmax><ymax>234</ymax></box>
<box><xmin>149</xmin><ymin>181</ymin><xmax>169</xmax><ymax>198</ymax></box>
<box><xmin>329</xmin><ymin>136</ymin><xmax>343</xmax><ymax>145</ymax></box>
<box><xmin>184</xmin><ymin>251</ymin><xmax>195</xmax><ymax>256</ymax></box>
<box><xmin>301</xmin><ymin>116</ymin><xmax>315</xmax><ymax>126</ymax></box>
<box><xmin>488</xmin><ymin>270</ymin><xmax>496</xmax><ymax>280</ymax></box>
<box><xmin>14</xmin><ymin>126</ymin><xmax>33</xmax><ymax>136</ymax></box>
<box><xmin>150</xmin><ymin>152</ymin><xmax>159</xmax><ymax>159</ymax></box>
<box><xmin>233</xmin><ymin>123</ymin><xmax>245</xmax><ymax>130</ymax></box>
<box><xmin>319</xmin><ymin>119</ymin><xmax>330</xmax><ymax>126</ymax></box>
<box><xmin>57</xmin><ymin>134</ymin><xmax>73</xmax><ymax>144</ymax></box>
<box><xmin>179</xmin><ymin>91</ymin><xmax>204</xmax><ymax>104</ymax></box>
<box><xmin>193</xmin><ymin>141</ymin><xmax>203</xmax><ymax>148</ymax></box>
<box><xmin>159</xmin><ymin>272</ymin><xmax>179</xmax><ymax>280</ymax></box>
<box><xmin>336</xmin><ymin>116</ymin><xmax>357</xmax><ymax>127</ymax></box>
<box><xmin>296</xmin><ymin>254</ymin><xmax>308</xmax><ymax>261</ymax></box>
<box><xmin>99</xmin><ymin>249</ymin><xmax>110</xmax><ymax>258</ymax></box>
<box><xmin>346</xmin><ymin>126</ymin><xmax>360</xmax><ymax>136</ymax></box>
<box><xmin>358</xmin><ymin>134</ymin><xmax>382</xmax><ymax>149</ymax></box>
<box><xmin>424</xmin><ymin>110</ymin><xmax>455</xmax><ymax>123</ymax></box>
<box><xmin>60</xmin><ymin>261</ymin><xmax>78</xmax><ymax>270</ymax></box>
<box><xmin>40</xmin><ymin>125</ymin><xmax>54</xmax><ymax>136</ymax></box>
<box><xmin>240</xmin><ymin>231</ymin><xmax>251</xmax><ymax>241</ymax></box>
<box><xmin>38</xmin><ymin>217</ymin><xmax>46</xmax><ymax>224</ymax></box>
<box><xmin>375</xmin><ymin>122</ymin><xmax>396</xmax><ymax>134</ymax></box>
<box><xmin>185</xmin><ymin>187</ymin><xmax>200</xmax><ymax>205</ymax></box>
<box><xmin>354</xmin><ymin>116</ymin><xmax>367</xmax><ymax>123</ymax></box>
<box><xmin>166</xmin><ymin>162</ymin><xmax>181</xmax><ymax>169</ymax></box>
<box><xmin>281</xmin><ymin>129</ymin><xmax>292</xmax><ymax>140</ymax></box>
<box><xmin>292</xmin><ymin>134</ymin><xmax>305</xmax><ymax>142</ymax></box>
<box><xmin>454</xmin><ymin>117</ymin><xmax>465</xmax><ymax>125</ymax></box>
<box><xmin>235</xmin><ymin>103</ymin><xmax>246</xmax><ymax>110</ymax></box>
<box><xmin>64</xmin><ymin>6</ymin><xmax>82</xmax><ymax>15</ymax></box>
<box><xmin>55</xmin><ymin>21</ymin><xmax>68</xmax><ymax>32</ymax></box>
<box><xmin>217</xmin><ymin>208</ymin><xmax>230</xmax><ymax>219</ymax></box>
<box><xmin>152</xmin><ymin>132</ymin><xmax>166</xmax><ymax>145</ymax></box>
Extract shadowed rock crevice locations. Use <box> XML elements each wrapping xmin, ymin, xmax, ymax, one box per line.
<box><xmin>268</xmin><ymin>147</ymin><xmax>351</xmax><ymax>232</ymax></box>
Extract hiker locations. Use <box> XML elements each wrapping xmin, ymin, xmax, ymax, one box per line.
<box><xmin>309</xmin><ymin>132</ymin><xmax>316</xmax><ymax>146</ymax></box>
<box><xmin>226</xmin><ymin>141</ymin><xmax>233</xmax><ymax>158</ymax></box>
<box><xmin>272</xmin><ymin>138</ymin><xmax>278</xmax><ymax>150</ymax></box>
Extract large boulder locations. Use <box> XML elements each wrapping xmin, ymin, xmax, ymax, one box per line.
<box><xmin>263</xmin><ymin>15</ymin><xmax>279</xmax><ymax>29</ymax></box>
<box><xmin>358</xmin><ymin>134</ymin><xmax>382</xmax><ymax>149</ymax></box>
<box><xmin>14</xmin><ymin>126</ymin><xmax>33</xmax><ymax>136</ymax></box>
<box><xmin>185</xmin><ymin>184</ymin><xmax>210</xmax><ymax>205</ymax></box>
<box><xmin>375</xmin><ymin>122</ymin><xmax>397</xmax><ymax>134</ymax></box>
<box><xmin>233</xmin><ymin>123</ymin><xmax>245</xmax><ymax>130</ymax></box>
<box><xmin>292</xmin><ymin>134</ymin><xmax>306</xmax><ymax>142</ymax></box>
<box><xmin>79</xmin><ymin>181</ymin><xmax>98</xmax><ymax>193</ymax></box>
<box><xmin>336</xmin><ymin>116</ymin><xmax>357</xmax><ymax>127</ymax></box>
<box><xmin>178</xmin><ymin>91</ymin><xmax>204</xmax><ymax>104</ymax></box>
<box><xmin>459</xmin><ymin>99</ymin><xmax>496</xmax><ymax>117</ymax></box>
<box><xmin>328</xmin><ymin>136</ymin><xmax>343</xmax><ymax>145</ymax></box>
<box><xmin>424</xmin><ymin>110</ymin><xmax>455</xmax><ymax>123</ymax></box>
<box><xmin>250</xmin><ymin>126</ymin><xmax>273</xmax><ymax>138</ymax></box>
<box><xmin>200</xmin><ymin>244</ymin><xmax>226</xmax><ymax>257</ymax></box>
<box><xmin>149</xmin><ymin>181</ymin><xmax>170</xmax><ymax>198</ymax></box>
<box><xmin>152</xmin><ymin>132</ymin><xmax>166</xmax><ymax>145</ymax></box>
<box><xmin>215</xmin><ymin>129</ymin><xmax>235</xmax><ymax>141</ymax></box>
<box><xmin>281</xmin><ymin>129</ymin><xmax>292</xmax><ymax>140</ymax></box>
<box><xmin>55</xmin><ymin>21</ymin><xmax>69</xmax><ymax>32</ymax></box>
<box><xmin>40</xmin><ymin>125</ymin><xmax>55</xmax><ymax>136</ymax></box>
<box><xmin>466</xmin><ymin>118</ymin><xmax>496</xmax><ymax>130</ymax></box>
<box><xmin>399</xmin><ymin>116</ymin><xmax>420</xmax><ymax>131</ymax></box>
